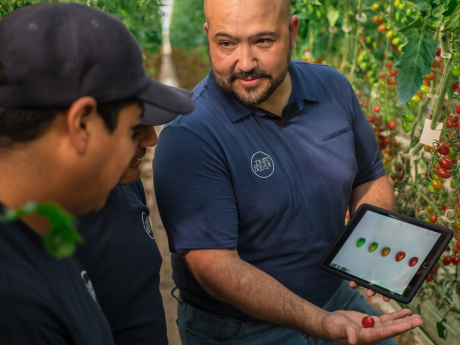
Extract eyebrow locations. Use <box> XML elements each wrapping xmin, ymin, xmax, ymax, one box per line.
<box><xmin>214</xmin><ymin>31</ymin><xmax>278</xmax><ymax>41</ymax></box>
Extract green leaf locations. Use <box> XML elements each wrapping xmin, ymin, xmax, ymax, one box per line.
<box><xmin>396</xmin><ymin>34</ymin><xmax>437</xmax><ymax>105</ymax></box>
<box><xmin>437</xmin><ymin>318</ymin><xmax>448</xmax><ymax>339</ymax></box>
<box><xmin>443</xmin><ymin>0</ymin><xmax>460</xmax><ymax>32</ymax></box>
<box><xmin>399</xmin><ymin>19</ymin><xmax>423</xmax><ymax>33</ymax></box>
<box><xmin>443</xmin><ymin>0</ymin><xmax>458</xmax><ymax>16</ymax></box>
<box><xmin>414</xmin><ymin>0</ymin><xmax>432</xmax><ymax>11</ymax></box>
<box><xmin>326</xmin><ymin>5</ymin><xmax>339</xmax><ymax>28</ymax></box>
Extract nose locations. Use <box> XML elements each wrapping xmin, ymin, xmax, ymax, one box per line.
<box><xmin>138</xmin><ymin>126</ymin><xmax>158</xmax><ymax>149</ymax></box>
<box><xmin>236</xmin><ymin>44</ymin><xmax>257</xmax><ymax>73</ymax></box>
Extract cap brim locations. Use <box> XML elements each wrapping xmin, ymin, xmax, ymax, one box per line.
<box><xmin>137</xmin><ymin>77</ymin><xmax>195</xmax><ymax>126</ymax></box>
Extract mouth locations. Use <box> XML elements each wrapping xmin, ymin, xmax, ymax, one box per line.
<box><xmin>237</xmin><ymin>78</ymin><xmax>261</xmax><ymax>87</ymax></box>
<box><xmin>130</xmin><ymin>153</ymin><xmax>145</xmax><ymax>168</ymax></box>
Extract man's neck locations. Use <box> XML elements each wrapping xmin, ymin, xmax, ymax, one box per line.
<box><xmin>257</xmin><ymin>71</ymin><xmax>292</xmax><ymax>117</ymax></box>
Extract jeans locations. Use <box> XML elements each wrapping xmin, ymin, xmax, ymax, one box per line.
<box><xmin>173</xmin><ymin>281</ymin><xmax>398</xmax><ymax>345</ymax></box>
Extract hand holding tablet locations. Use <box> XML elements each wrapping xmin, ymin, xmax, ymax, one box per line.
<box><xmin>320</xmin><ymin>204</ymin><xmax>453</xmax><ymax>303</ymax></box>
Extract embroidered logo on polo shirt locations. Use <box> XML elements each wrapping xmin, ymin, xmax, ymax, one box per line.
<box><xmin>81</xmin><ymin>270</ymin><xmax>100</xmax><ymax>308</ymax></box>
<box><xmin>142</xmin><ymin>212</ymin><xmax>154</xmax><ymax>239</ymax></box>
<box><xmin>251</xmin><ymin>151</ymin><xmax>275</xmax><ymax>178</ymax></box>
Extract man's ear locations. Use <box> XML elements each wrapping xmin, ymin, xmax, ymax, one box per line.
<box><xmin>67</xmin><ymin>97</ymin><xmax>98</xmax><ymax>155</ymax></box>
<box><xmin>204</xmin><ymin>22</ymin><xmax>209</xmax><ymax>35</ymax></box>
<box><xmin>289</xmin><ymin>16</ymin><xmax>300</xmax><ymax>49</ymax></box>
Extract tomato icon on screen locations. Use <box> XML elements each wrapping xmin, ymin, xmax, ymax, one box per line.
<box><xmin>395</xmin><ymin>251</ymin><xmax>406</xmax><ymax>262</ymax></box>
<box><xmin>368</xmin><ymin>242</ymin><xmax>378</xmax><ymax>253</ymax></box>
<box><xmin>356</xmin><ymin>238</ymin><xmax>366</xmax><ymax>248</ymax></box>
<box><xmin>409</xmin><ymin>257</ymin><xmax>419</xmax><ymax>267</ymax></box>
<box><xmin>381</xmin><ymin>247</ymin><xmax>391</xmax><ymax>257</ymax></box>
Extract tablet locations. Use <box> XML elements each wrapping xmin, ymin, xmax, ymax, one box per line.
<box><xmin>319</xmin><ymin>204</ymin><xmax>453</xmax><ymax>304</ymax></box>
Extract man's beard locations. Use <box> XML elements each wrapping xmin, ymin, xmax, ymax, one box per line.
<box><xmin>210</xmin><ymin>37</ymin><xmax>293</xmax><ymax>107</ymax></box>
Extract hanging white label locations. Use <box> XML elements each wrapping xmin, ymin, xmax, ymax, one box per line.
<box><xmin>419</xmin><ymin>119</ymin><xmax>443</xmax><ymax>146</ymax></box>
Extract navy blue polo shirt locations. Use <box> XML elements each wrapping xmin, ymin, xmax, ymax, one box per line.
<box><xmin>153</xmin><ymin>60</ymin><xmax>384</xmax><ymax>320</ymax></box>
<box><xmin>0</xmin><ymin>203</ymin><xmax>114</xmax><ymax>344</ymax></box>
<box><xmin>76</xmin><ymin>180</ymin><xmax>167</xmax><ymax>345</ymax></box>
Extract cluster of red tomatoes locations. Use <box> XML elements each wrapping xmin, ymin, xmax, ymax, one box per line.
<box><xmin>427</xmin><ymin>241</ymin><xmax>460</xmax><ymax>282</ymax></box>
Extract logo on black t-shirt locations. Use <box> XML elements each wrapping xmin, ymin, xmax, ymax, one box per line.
<box><xmin>142</xmin><ymin>212</ymin><xmax>154</xmax><ymax>239</ymax></box>
<box><xmin>81</xmin><ymin>270</ymin><xmax>100</xmax><ymax>307</ymax></box>
<box><xmin>251</xmin><ymin>151</ymin><xmax>275</xmax><ymax>178</ymax></box>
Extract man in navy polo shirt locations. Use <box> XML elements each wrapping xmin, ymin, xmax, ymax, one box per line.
<box><xmin>76</xmin><ymin>88</ymin><xmax>191</xmax><ymax>344</ymax></box>
<box><xmin>154</xmin><ymin>0</ymin><xmax>422</xmax><ymax>344</ymax></box>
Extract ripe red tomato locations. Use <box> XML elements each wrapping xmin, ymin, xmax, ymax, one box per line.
<box><xmin>362</xmin><ymin>316</ymin><xmax>375</xmax><ymax>328</ymax></box>
<box><xmin>430</xmin><ymin>215</ymin><xmax>437</xmax><ymax>223</ymax></box>
<box><xmin>453</xmin><ymin>83</ymin><xmax>459</xmax><ymax>91</ymax></box>
<box><xmin>426</xmin><ymin>275</ymin><xmax>435</xmax><ymax>282</ymax></box>
<box><xmin>389</xmin><ymin>69</ymin><xmax>398</xmax><ymax>76</ymax></box>
<box><xmin>457</xmin><ymin>104</ymin><xmax>460</xmax><ymax>115</ymax></box>
<box><xmin>379</xmin><ymin>73</ymin><xmax>386</xmax><ymax>79</ymax></box>
<box><xmin>438</xmin><ymin>168</ymin><xmax>451</xmax><ymax>178</ymax></box>
<box><xmin>436</xmin><ymin>47</ymin><xmax>441</xmax><ymax>56</ymax></box>
<box><xmin>457</xmin><ymin>240</ymin><xmax>460</xmax><ymax>251</ymax></box>
<box><xmin>453</xmin><ymin>256</ymin><xmax>460</xmax><ymax>265</ymax></box>
<box><xmin>374</xmin><ymin>106</ymin><xmax>381</xmax><ymax>112</ymax></box>
<box><xmin>395</xmin><ymin>251</ymin><xmax>406</xmax><ymax>262</ymax></box>
<box><xmin>443</xmin><ymin>256</ymin><xmax>452</xmax><ymax>266</ymax></box>
<box><xmin>388</xmin><ymin>121</ymin><xmax>395</xmax><ymax>130</ymax></box>
<box><xmin>386</xmin><ymin>61</ymin><xmax>393</xmax><ymax>68</ymax></box>
<box><xmin>438</xmin><ymin>144</ymin><xmax>450</xmax><ymax>156</ymax></box>
<box><xmin>441</xmin><ymin>158</ymin><xmax>453</xmax><ymax>170</ymax></box>
<box><xmin>377</xmin><ymin>24</ymin><xmax>387</xmax><ymax>33</ymax></box>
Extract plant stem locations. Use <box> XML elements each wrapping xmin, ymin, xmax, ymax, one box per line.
<box><xmin>430</xmin><ymin>33</ymin><xmax>453</xmax><ymax>129</ymax></box>
<box><xmin>348</xmin><ymin>0</ymin><xmax>364</xmax><ymax>86</ymax></box>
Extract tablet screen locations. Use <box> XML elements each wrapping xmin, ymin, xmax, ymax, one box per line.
<box><xmin>328</xmin><ymin>210</ymin><xmax>442</xmax><ymax>296</ymax></box>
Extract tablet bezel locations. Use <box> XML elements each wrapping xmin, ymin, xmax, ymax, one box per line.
<box><xmin>319</xmin><ymin>204</ymin><xmax>453</xmax><ymax>304</ymax></box>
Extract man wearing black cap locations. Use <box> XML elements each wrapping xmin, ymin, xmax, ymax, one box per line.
<box><xmin>0</xmin><ymin>2</ymin><xmax>193</xmax><ymax>344</ymax></box>
<box><xmin>75</xmin><ymin>89</ymin><xmax>190</xmax><ymax>345</ymax></box>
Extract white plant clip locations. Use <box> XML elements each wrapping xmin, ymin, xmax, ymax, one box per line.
<box><xmin>441</xmin><ymin>52</ymin><xmax>452</xmax><ymax>59</ymax></box>
<box><xmin>356</xmin><ymin>13</ymin><xmax>367</xmax><ymax>23</ymax></box>
<box><xmin>342</xmin><ymin>25</ymin><xmax>352</xmax><ymax>33</ymax></box>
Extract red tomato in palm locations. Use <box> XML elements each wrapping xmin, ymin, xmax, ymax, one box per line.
<box><xmin>438</xmin><ymin>168</ymin><xmax>451</xmax><ymax>178</ymax></box>
<box><xmin>430</xmin><ymin>215</ymin><xmax>437</xmax><ymax>223</ymax></box>
<box><xmin>408</xmin><ymin>257</ymin><xmax>419</xmax><ymax>267</ymax></box>
<box><xmin>362</xmin><ymin>316</ymin><xmax>375</xmax><ymax>328</ymax></box>
<box><xmin>453</xmin><ymin>256</ymin><xmax>460</xmax><ymax>265</ymax></box>
<box><xmin>395</xmin><ymin>251</ymin><xmax>406</xmax><ymax>262</ymax></box>
<box><xmin>438</xmin><ymin>144</ymin><xmax>450</xmax><ymax>156</ymax></box>
<box><xmin>441</xmin><ymin>158</ymin><xmax>453</xmax><ymax>170</ymax></box>
<box><xmin>443</xmin><ymin>256</ymin><xmax>452</xmax><ymax>266</ymax></box>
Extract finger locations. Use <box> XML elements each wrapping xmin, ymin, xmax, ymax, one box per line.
<box><xmin>345</xmin><ymin>324</ymin><xmax>358</xmax><ymax>345</ymax></box>
<box><xmin>349</xmin><ymin>281</ymin><xmax>358</xmax><ymax>289</ymax></box>
<box><xmin>378</xmin><ymin>309</ymin><xmax>413</xmax><ymax>323</ymax></box>
<box><xmin>375</xmin><ymin>314</ymin><xmax>422</xmax><ymax>327</ymax></box>
<box><xmin>366</xmin><ymin>289</ymin><xmax>376</xmax><ymax>297</ymax></box>
<box><xmin>382</xmin><ymin>296</ymin><xmax>391</xmax><ymax>302</ymax></box>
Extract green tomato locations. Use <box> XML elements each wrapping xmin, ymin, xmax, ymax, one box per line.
<box><xmin>380</xmin><ymin>107</ymin><xmax>387</xmax><ymax>112</ymax></box>
<box><xmin>451</xmin><ymin>179</ymin><xmax>455</xmax><ymax>187</ymax></box>
<box><xmin>367</xmin><ymin>71</ymin><xmax>375</xmax><ymax>78</ymax></box>
<box><xmin>356</xmin><ymin>238</ymin><xmax>366</xmax><ymax>248</ymax></box>
<box><xmin>388</xmin><ymin>100</ymin><xmax>395</xmax><ymax>107</ymax></box>
<box><xmin>419</xmin><ymin>84</ymin><xmax>430</xmax><ymax>94</ymax></box>
<box><xmin>369</xmin><ymin>78</ymin><xmax>377</xmax><ymax>84</ymax></box>
<box><xmin>395</xmin><ymin>12</ymin><xmax>401</xmax><ymax>21</ymax></box>
<box><xmin>401</xmin><ymin>17</ymin><xmax>408</xmax><ymax>24</ymax></box>
<box><xmin>392</xmin><ymin>37</ymin><xmax>403</xmax><ymax>46</ymax></box>
<box><xmin>407</xmin><ymin>101</ymin><xmax>416</xmax><ymax>109</ymax></box>
<box><xmin>386</xmin><ymin>30</ymin><xmax>395</xmax><ymax>39</ymax></box>
<box><xmin>402</xmin><ymin>122</ymin><xmax>411</xmax><ymax>133</ymax></box>
<box><xmin>366</xmin><ymin>37</ymin><xmax>372</xmax><ymax>44</ymax></box>
<box><xmin>452</xmin><ymin>65</ymin><xmax>460</xmax><ymax>78</ymax></box>
<box><xmin>411</xmin><ymin>94</ymin><xmax>421</xmax><ymax>103</ymax></box>
<box><xmin>359</xmin><ymin>62</ymin><xmax>368</xmax><ymax>70</ymax></box>
<box><xmin>424</xmin><ymin>217</ymin><xmax>432</xmax><ymax>223</ymax></box>
<box><xmin>428</xmin><ymin>184</ymin><xmax>437</xmax><ymax>193</ymax></box>
<box><xmin>357</xmin><ymin>56</ymin><xmax>364</xmax><ymax>63</ymax></box>
<box><xmin>368</xmin><ymin>242</ymin><xmax>379</xmax><ymax>253</ymax></box>
<box><xmin>399</xmin><ymin>3</ymin><xmax>406</xmax><ymax>10</ymax></box>
<box><xmin>372</xmin><ymin>63</ymin><xmax>379</xmax><ymax>70</ymax></box>
<box><xmin>406</xmin><ymin>9</ymin><xmax>413</xmax><ymax>16</ymax></box>
<box><xmin>388</xmin><ymin>92</ymin><xmax>396</xmax><ymax>98</ymax></box>
<box><xmin>380</xmin><ymin>98</ymin><xmax>386</xmax><ymax>104</ymax></box>
<box><xmin>389</xmin><ymin>109</ymin><xmax>395</xmax><ymax>115</ymax></box>
<box><xmin>403</xmin><ymin>113</ymin><xmax>414</xmax><ymax>123</ymax></box>
<box><xmin>379</xmin><ymin>81</ymin><xmax>386</xmax><ymax>88</ymax></box>
<box><xmin>441</xmin><ymin>197</ymin><xmax>447</xmax><ymax>204</ymax></box>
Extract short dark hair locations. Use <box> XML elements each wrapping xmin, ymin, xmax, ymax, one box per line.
<box><xmin>0</xmin><ymin>62</ymin><xmax>138</xmax><ymax>148</ymax></box>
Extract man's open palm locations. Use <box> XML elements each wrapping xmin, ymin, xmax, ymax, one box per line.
<box><xmin>320</xmin><ymin>309</ymin><xmax>423</xmax><ymax>345</ymax></box>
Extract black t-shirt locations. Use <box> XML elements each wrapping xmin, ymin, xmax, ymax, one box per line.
<box><xmin>76</xmin><ymin>180</ymin><xmax>167</xmax><ymax>345</ymax></box>
<box><xmin>0</xmin><ymin>203</ymin><xmax>114</xmax><ymax>345</ymax></box>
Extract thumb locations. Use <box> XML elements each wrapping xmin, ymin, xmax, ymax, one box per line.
<box><xmin>345</xmin><ymin>325</ymin><xmax>358</xmax><ymax>345</ymax></box>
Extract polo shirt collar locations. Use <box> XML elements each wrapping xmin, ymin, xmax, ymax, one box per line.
<box><xmin>207</xmin><ymin>60</ymin><xmax>320</xmax><ymax>123</ymax></box>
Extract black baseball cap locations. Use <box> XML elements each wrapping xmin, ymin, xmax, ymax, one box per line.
<box><xmin>0</xmin><ymin>2</ymin><xmax>194</xmax><ymax>126</ymax></box>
